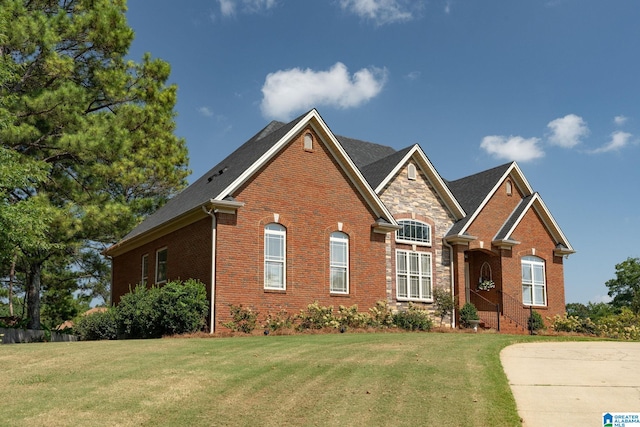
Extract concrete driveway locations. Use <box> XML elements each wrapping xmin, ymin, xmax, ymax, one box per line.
<box><xmin>500</xmin><ymin>342</ymin><xmax>640</xmax><ymax>427</ymax></box>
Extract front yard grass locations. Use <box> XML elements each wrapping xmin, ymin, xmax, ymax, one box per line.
<box><xmin>0</xmin><ymin>332</ymin><xmax>553</xmax><ymax>426</ymax></box>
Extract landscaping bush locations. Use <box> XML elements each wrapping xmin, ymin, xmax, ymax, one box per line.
<box><xmin>433</xmin><ymin>286</ymin><xmax>455</xmax><ymax>326</ymax></box>
<box><xmin>337</xmin><ymin>304</ymin><xmax>371</xmax><ymax>329</ymax></box>
<box><xmin>75</xmin><ymin>309</ymin><xmax>117</xmax><ymax>341</ymax></box>
<box><xmin>154</xmin><ymin>279</ymin><xmax>209</xmax><ymax>335</ymax></box>
<box><xmin>116</xmin><ymin>280</ymin><xmax>209</xmax><ymax>339</ymax></box>
<box><xmin>596</xmin><ymin>308</ymin><xmax>640</xmax><ymax>340</ymax></box>
<box><xmin>549</xmin><ymin>313</ymin><xmax>598</xmax><ymax>335</ymax></box>
<box><xmin>222</xmin><ymin>304</ymin><xmax>258</xmax><ymax>334</ymax></box>
<box><xmin>527</xmin><ymin>310</ymin><xmax>545</xmax><ymax>332</ymax></box>
<box><xmin>262</xmin><ymin>310</ymin><xmax>294</xmax><ymax>332</ymax></box>
<box><xmin>393</xmin><ymin>303</ymin><xmax>433</xmax><ymax>331</ymax></box>
<box><xmin>296</xmin><ymin>301</ymin><xmax>340</xmax><ymax>330</ymax></box>
<box><xmin>459</xmin><ymin>302</ymin><xmax>479</xmax><ymax>328</ymax></box>
<box><xmin>368</xmin><ymin>300</ymin><xmax>394</xmax><ymax>328</ymax></box>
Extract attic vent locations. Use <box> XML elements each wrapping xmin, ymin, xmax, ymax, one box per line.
<box><xmin>303</xmin><ymin>133</ymin><xmax>313</xmax><ymax>151</ymax></box>
<box><xmin>207</xmin><ymin>166</ymin><xmax>228</xmax><ymax>182</ymax></box>
<box><xmin>407</xmin><ymin>163</ymin><xmax>417</xmax><ymax>180</ymax></box>
<box><xmin>506</xmin><ymin>179</ymin><xmax>513</xmax><ymax>196</ymax></box>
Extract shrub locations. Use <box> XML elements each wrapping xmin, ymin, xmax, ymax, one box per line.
<box><xmin>116</xmin><ymin>280</ymin><xmax>209</xmax><ymax>339</ymax></box>
<box><xmin>154</xmin><ymin>279</ymin><xmax>209</xmax><ymax>335</ymax></box>
<box><xmin>369</xmin><ymin>300</ymin><xmax>394</xmax><ymax>328</ymax></box>
<box><xmin>549</xmin><ymin>314</ymin><xmax>598</xmax><ymax>335</ymax></box>
<box><xmin>393</xmin><ymin>303</ymin><xmax>433</xmax><ymax>331</ymax></box>
<box><xmin>116</xmin><ymin>284</ymin><xmax>161</xmax><ymax>339</ymax></box>
<box><xmin>75</xmin><ymin>309</ymin><xmax>117</xmax><ymax>341</ymax></box>
<box><xmin>459</xmin><ymin>302</ymin><xmax>479</xmax><ymax>328</ymax></box>
<box><xmin>222</xmin><ymin>304</ymin><xmax>258</xmax><ymax>334</ymax></box>
<box><xmin>433</xmin><ymin>287</ymin><xmax>455</xmax><ymax>326</ymax></box>
<box><xmin>527</xmin><ymin>310</ymin><xmax>545</xmax><ymax>332</ymax></box>
<box><xmin>296</xmin><ymin>301</ymin><xmax>340</xmax><ymax>330</ymax></box>
<box><xmin>262</xmin><ymin>310</ymin><xmax>294</xmax><ymax>332</ymax></box>
<box><xmin>337</xmin><ymin>304</ymin><xmax>371</xmax><ymax>329</ymax></box>
<box><xmin>596</xmin><ymin>308</ymin><xmax>640</xmax><ymax>340</ymax></box>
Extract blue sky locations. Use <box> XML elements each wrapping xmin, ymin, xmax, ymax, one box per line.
<box><xmin>125</xmin><ymin>0</ymin><xmax>639</xmax><ymax>305</ymax></box>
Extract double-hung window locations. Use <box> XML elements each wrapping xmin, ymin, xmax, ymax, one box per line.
<box><xmin>396</xmin><ymin>220</ymin><xmax>431</xmax><ymax>246</ymax></box>
<box><xmin>522</xmin><ymin>256</ymin><xmax>546</xmax><ymax>306</ymax></box>
<box><xmin>330</xmin><ymin>232</ymin><xmax>349</xmax><ymax>294</ymax></box>
<box><xmin>396</xmin><ymin>250</ymin><xmax>432</xmax><ymax>301</ymax></box>
<box><xmin>264</xmin><ymin>223</ymin><xmax>286</xmax><ymax>290</ymax></box>
<box><xmin>141</xmin><ymin>254</ymin><xmax>149</xmax><ymax>285</ymax></box>
<box><xmin>156</xmin><ymin>248</ymin><xmax>167</xmax><ymax>284</ymax></box>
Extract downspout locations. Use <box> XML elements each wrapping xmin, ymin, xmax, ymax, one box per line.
<box><xmin>443</xmin><ymin>240</ymin><xmax>456</xmax><ymax>329</ymax></box>
<box><xmin>202</xmin><ymin>206</ymin><xmax>217</xmax><ymax>334</ymax></box>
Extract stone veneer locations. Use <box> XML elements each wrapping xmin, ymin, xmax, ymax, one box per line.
<box><xmin>378</xmin><ymin>160</ymin><xmax>457</xmax><ymax>315</ymax></box>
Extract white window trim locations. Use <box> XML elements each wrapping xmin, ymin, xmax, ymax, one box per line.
<box><xmin>395</xmin><ymin>219</ymin><xmax>432</xmax><ymax>247</ymax></box>
<box><xmin>522</xmin><ymin>256</ymin><xmax>547</xmax><ymax>307</ymax></box>
<box><xmin>330</xmin><ymin>232</ymin><xmax>349</xmax><ymax>294</ymax></box>
<box><xmin>141</xmin><ymin>254</ymin><xmax>149</xmax><ymax>285</ymax></box>
<box><xmin>155</xmin><ymin>248</ymin><xmax>167</xmax><ymax>284</ymax></box>
<box><xmin>396</xmin><ymin>249</ymin><xmax>433</xmax><ymax>302</ymax></box>
<box><xmin>264</xmin><ymin>223</ymin><xmax>286</xmax><ymax>290</ymax></box>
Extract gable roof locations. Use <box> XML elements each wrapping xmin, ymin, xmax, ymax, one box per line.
<box><xmin>494</xmin><ymin>193</ymin><xmax>575</xmax><ymax>254</ymax></box>
<box><xmin>106</xmin><ymin>109</ymin><xmax>398</xmax><ymax>255</ymax></box>
<box><xmin>446</xmin><ymin>162</ymin><xmax>533</xmax><ymax>237</ymax></box>
<box><xmin>363</xmin><ymin>145</ymin><xmax>466</xmax><ymax>220</ymax></box>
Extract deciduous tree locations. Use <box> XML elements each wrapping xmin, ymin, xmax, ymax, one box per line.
<box><xmin>605</xmin><ymin>257</ymin><xmax>640</xmax><ymax>316</ymax></box>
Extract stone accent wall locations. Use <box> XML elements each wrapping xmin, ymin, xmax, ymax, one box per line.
<box><xmin>378</xmin><ymin>160</ymin><xmax>457</xmax><ymax>313</ymax></box>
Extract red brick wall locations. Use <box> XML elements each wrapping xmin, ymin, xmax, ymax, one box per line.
<box><xmin>111</xmin><ymin>217</ymin><xmax>212</xmax><ymax>304</ymax></box>
<box><xmin>502</xmin><ymin>207</ymin><xmax>565</xmax><ymax>322</ymax></box>
<box><xmin>213</xmin><ymin>127</ymin><xmax>388</xmax><ymax>328</ymax></box>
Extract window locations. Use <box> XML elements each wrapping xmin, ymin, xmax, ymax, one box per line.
<box><xmin>407</xmin><ymin>163</ymin><xmax>417</xmax><ymax>180</ymax></box>
<box><xmin>156</xmin><ymin>248</ymin><xmax>167</xmax><ymax>283</ymax></box>
<box><xmin>303</xmin><ymin>133</ymin><xmax>313</xmax><ymax>150</ymax></box>
<box><xmin>522</xmin><ymin>256</ymin><xmax>546</xmax><ymax>306</ymax></box>
<box><xmin>141</xmin><ymin>254</ymin><xmax>149</xmax><ymax>285</ymax></box>
<box><xmin>264</xmin><ymin>223</ymin><xmax>286</xmax><ymax>289</ymax></box>
<box><xmin>330</xmin><ymin>232</ymin><xmax>349</xmax><ymax>293</ymax></box>
<box><xmin>396</xmin><ymin>250</ymin><xmax>432</xmax><ymax>301</ymax></box>
<box><xmin>396</xmin><ymin>220</ymin><xmax>431</xmax><ymax>246</ymax></box>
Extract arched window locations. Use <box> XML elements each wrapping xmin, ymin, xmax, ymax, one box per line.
<box><xmin>522</xmin><ymin>256</ymin><xmax>546</xmax><ymax>306</ymax></box>
<box><xmin>330</xmin><ymin>232</ymin><xmax>349</xmax><ymax>294</ymax></box>
<box><xmin>396</xmin><ymin>219</ymin><xmax>431</xmax><ymax>246</ymax></box>
<box><xmin>407</xmin><ymin>163</ymin><xmax>417</xmax><ymax>180</ymax></box>
<box><xmin>303</xmin><ymin>133</ymin><xmax>313</xmax><ymax>150</ymax></box>
<box><xmin>264</xmin><ymin>223</ymin><xmax>286</xmax><ymax>290</ymax></box>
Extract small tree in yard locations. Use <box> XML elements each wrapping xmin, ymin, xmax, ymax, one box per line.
<box><xmin>433</xmin><ymin>286</ymin><xmax>455</xmax><ymax>326</ymax></box>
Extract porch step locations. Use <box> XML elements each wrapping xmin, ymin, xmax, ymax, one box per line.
<box><xmin>475</xmin><ymin>311</ymin><xmax>529</xmax><ymax>334</ymax></box>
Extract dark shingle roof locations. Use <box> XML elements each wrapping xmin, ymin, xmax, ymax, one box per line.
<box><xmin>494</xmin><ymin>194</ymin><xmax>534</xmax><ymax>240</ymax></box>
<box><xmin>337</xmin><ymin>135</ymin><xmax>397</xmax><ymax>169</ymax></box>
<box><xmin>121</xmin><ymin>114</ymin><xmax>306</xmax><ymax>241</ymax></box>
<box><xmin>445</xmin><ymin>162</ymin><xmax>512</xmax><ymax>236</ymax></box>
<box><xmin>359</xmin><ymin>146</ymin><xmax>413</xmax><ymax>189</ymax></box>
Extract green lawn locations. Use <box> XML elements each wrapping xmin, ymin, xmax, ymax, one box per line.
<box><xmin>0</xmin><ymin>332</ymin><xmax>552</xmax><ymax>426</ymax></box>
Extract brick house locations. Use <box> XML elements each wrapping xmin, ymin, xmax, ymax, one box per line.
<box><xmin>105</xmin><ymin>109</ymin><xmax>574</xmax><ymax>333</ymax></box>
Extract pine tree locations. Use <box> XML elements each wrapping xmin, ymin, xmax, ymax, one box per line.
<box><xmin>0</xmin><ymin>0</ymin><xmax>189</xmax><ymax>328</ymax></box>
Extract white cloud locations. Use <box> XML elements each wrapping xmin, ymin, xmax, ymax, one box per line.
<box><xmin>614</xmin><ymin>115</ymin><xmax>628</xmax><ymax>126</ymax></box>
<box><xmin>339</xmin><ymin>0</ymin><xmax>418</xmax><ymax>25</ymax></box>
<box><xmin>198</xmin><ymin>106</ymin><xmax>214</xmax><ymax>117</ymax></box>
<box><xmin>260</xmin><ymin>62</ymin><xmax>388</xmax><ymax>120</ymax></box>
<box><xmin>480</xmin><ymin>135</ymin><xmax>545</xmax><ymax>163</ymax></box>
<box><xmin>444</xmin><ymin>0</ymin><xmax>452</xmax><ymax>14</ymax></box>
<box><xmin>546</xmin><ymin>114</ymin><xmax>589</xmax><ymax>148</ymax></box>
<box><xmin>589</xmin><ymin>131</ymin><xmax>633</xmax><ymax>154</ymax></box>
<box><xmin>405</xmin><ymin>71</ymin><xmax>420</xmax><ymax>81</ymax></box>
<box><xmin>217</xmin><ymin>0</ymin><xmax>277</xmax><ymax>17</ymax></box>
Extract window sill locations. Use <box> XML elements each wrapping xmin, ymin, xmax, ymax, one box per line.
<box><xmin>397</xmin><ymin>297</ymin><xmax>434</xmax><ymax>303</ymax></box>
<box><xmin>330</xmin><ymin>293</ymin><xmax>350</xmax><ymax>297</ymax></box>
<box><xmin>264</xmin><ymin>288</ymin><xmax>286</xmax><ymax>294</ymax></box>
<box><xmin>395</xmin><ymin>240</ymin><xmax>432</xmax><ymax>247</ymax></box>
